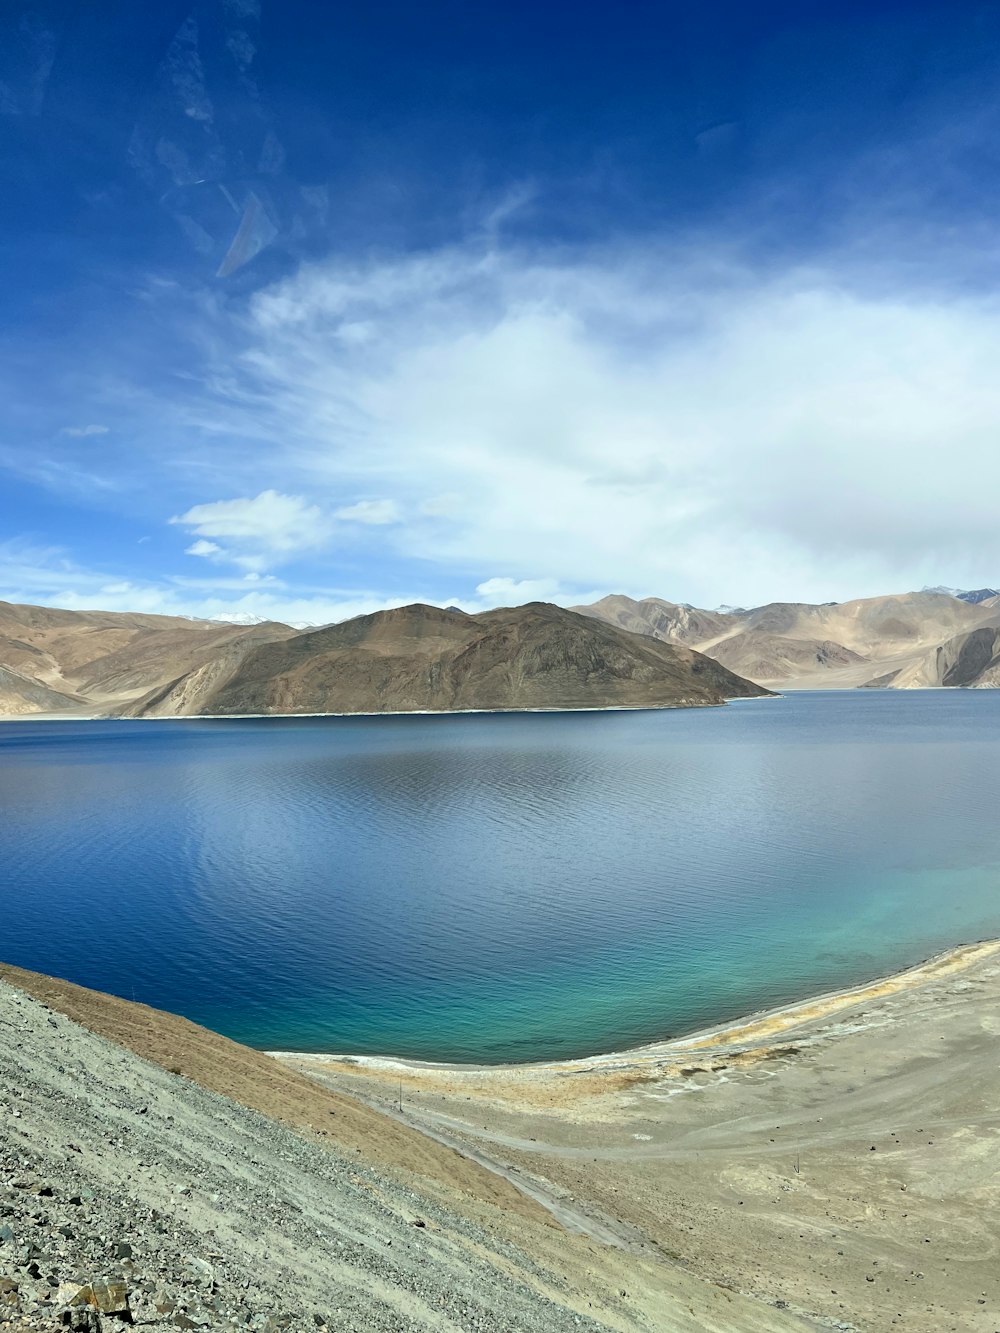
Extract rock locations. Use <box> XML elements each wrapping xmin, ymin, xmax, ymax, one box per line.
<box><xmin>91</xmin><ymin>1277</ymin><xmax>129</xmax><ymax>1314</ymax></box>
<box><xmin>154</xmin><ymin>1289</ymin><xmax>177</xmax><ymax>1315</ymax></box>
<box><xmin>62</xmin><ymin>1308</ymin><xmax>102</xmax><ymax>1331</ymax></box>
<box><xmin>184</xmin><ymin>1255</ymin><xmax>214</xmax><ymax>1286</ymax></box>
<box><xmin>60</xmin><ymin>1278</ymin><xmax>129</xmax><ymax>1316</ymax></box>
<box><xmin>173</xmin><ymin>1313</ymin><xmax>211</xmax><ymax>1329</ymax></box>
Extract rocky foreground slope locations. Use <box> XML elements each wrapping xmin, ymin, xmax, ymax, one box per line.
<box><xmin>0</xmin><ymin>967</ymin><xmax>808</xmax><ymax>1333</ymax></box>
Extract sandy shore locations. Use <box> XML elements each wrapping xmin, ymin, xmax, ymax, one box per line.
<box><xmin>277</xmin><ymin>937</ymin><xmax>1000</xmax><ymax>1332</ymax></box>
<box><xmin>0</xmin><ymin>701</ymin><xmax>734</xmax><ymax>723</ymax></box>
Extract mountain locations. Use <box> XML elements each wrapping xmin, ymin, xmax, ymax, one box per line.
<box><xmin>577</xmin><ymin>595</ymin><xmax>736</xmax><ymax>647</ymax></box>
<box><xmin>8</xmin><ymin>587</ymin><xmax>999</xmax><ymax>714</ymax></box>
<box><xmin>0</xmin><ymin>663</ymin><xmax>88</xmax><ymax>716</ymax></box>
<box><xmin>118</xmin><ymin>601</ymin><xmax>772</xmax><ymax>717</ymax></box>
<box><xmin>923</xmin><ymin>585</ymin><xmax>1000</xmax><ymax>604</ymax></box>
<box><xmin>0</xmin><ymin>600</ymin><xmax>295</xmax><ymax>715</ymax></box>
<box><xmin>701</xmin><ymin>631</ymin><xmax>867</xmax><ymax>681</ymax></box>
<box><xmin>864</xmin><ymin>617</ymin><xmax>1000</xmax><ymax>689</ymax></box>
<box><xmin>574</xmin><ymin>590</ymin><xmax>1000</xmax><ymax>689</ymax></box>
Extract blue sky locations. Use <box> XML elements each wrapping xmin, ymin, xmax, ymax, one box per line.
<box><xmin>2</xmin><ymin>1</ymin><xmax>1000</xmax><ymax>624</ymax></box>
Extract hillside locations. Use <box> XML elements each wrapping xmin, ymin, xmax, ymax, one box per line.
<box><xmin>0</xmin><ymin>600</ymin><xmax>295</xmax><ymax>715</ymax></box>
<box><xmin>0</xmin><ymin>965</ymin><xmax>808</xmax><ymax>1332</ymax></box>
<box><xmin>5</xmin><ymin>586</ymin><xmax>999</xmax><ymax>710</ymax></box>
<box><xmin>574</xmin><ymin>591</ymin><xmax>1000</xmax><ymax>689</ymax></box>
<box><xmin>118</xmin><ymin>602</ymin><xmax>771</xmax><ymax>717</ymax></box>
<box><xmin>865</xmin><ymin>619</ymin><xmax>1000</xmax><ymax>689</ymax></box>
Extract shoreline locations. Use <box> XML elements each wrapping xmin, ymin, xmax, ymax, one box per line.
<box><xmin>270</xmin><ymin>934</ymin><xmax>1000</xmax><ymax>1076</ymax></box>
<box><xmin>8</xmin><ymin>685</ymin><xmax>999</xmax><ymax>724</ymax></box>
<box><xmin>0</xmin><ymin>696</ymin><xmax>776</xmax><ymax>724</ymax></box>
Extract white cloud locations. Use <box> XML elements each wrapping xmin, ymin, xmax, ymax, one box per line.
<box><xmin>419</xmin><ymin>493</ymin><xmax>462</xmax><ymax>518</ymax></box>
<box><xmin>0</xmin><ymin>539</ymin><xmax>422</xmax><ymax>627</ymax></box>
<box><xmin>170</xmin><ymin>489</ymin><xmax>328</xmax><ymax>570</ymax></box>
<box><xmin>61</xmin><ymin>424</ymin><xmax>109</xmax><ymax>437</ymax></box>
<box><xmin>474</xmin><ymin>577</ymin><xmax>561</xmax><ymax>604</ymax></box>
<box><xmin>334</xmin><ymin>498</ymin><xmax>400</xmax><ymax>525</ymax></box>
<box><xmin>213</xmin><ymin>241</ymin><xmax>1000</xmax><ymax>605</ymax></box>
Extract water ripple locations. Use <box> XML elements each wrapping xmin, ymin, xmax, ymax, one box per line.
<box><xmin>2</xmin><ymin>693</ymin><xmax>1000</xmax><ymax>1060</ymax></box>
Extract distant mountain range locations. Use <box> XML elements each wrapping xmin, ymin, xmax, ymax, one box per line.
<box><xmin>2</xmin><ymin>587</ymin><xmax>999</xmax><ymax>719</ymax></box>
<box><xmin>573</xmin><ymin>590</ymin><xmax>1000</xmax><ymax>690</ymax></box>
<box><xmin>0</xmin><ymin>599</ymin><xmax>770</xmax><ymax>718</ymax></box>
<box><xmin>923</xmin><ymin>585</ymin><xmax>1000</xmax><ymax>605</ymax></box>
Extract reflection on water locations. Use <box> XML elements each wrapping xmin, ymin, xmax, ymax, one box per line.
<box><xmin>2</xmin><ymin>693</ymin><xmax>1000</xmax><ymax>1061</ymax></box>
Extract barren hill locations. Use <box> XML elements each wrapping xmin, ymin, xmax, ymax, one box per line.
<box><xmin>577</xmin><ymin>596</ymin><xmax>735</xmax><ymax>647</ymax></box>
<box><xmin>119</xmin><ymin>601</ymin><xmax>771</xmax><ymax>717</ymax></box>
<box><xmin>865</xmin><ymin>616</ymin><xmax>1000</xmax><ymax>689</ymax></box>
<box><xmin>0</xmin><ymin>601</ymin><xmax>295</xmax><ymax>715</ymax></box>
<box><xmin>574</xmin><ymin>591</ymin><xmax>1000</xmax><ymax>689</ymax></box>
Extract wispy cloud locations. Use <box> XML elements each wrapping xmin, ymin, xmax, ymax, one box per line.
<box><xmin>161</xmin><ymin>237</ymin><xmax>1000</xmax><ymax>605</ymax></box>
<box><xmin>333</xmin><ymin>498</ymin><xmax>400</xmax><ymax>525</ymax></box>
<box><xmin>0</xmin><ymin>538</ymin><xmax>586</xmax><ymax>627</ymax></box>
<box><xmin>13</xmin><ymin>232</ymin><xmax>1000</xmax><ymax>609</ymax></box>
<box><xmin>170</xmin><ymin>489</ymin><xmax>329</xmax><ymax>572</ymax></box>
<box><xmin>60</xmin><ymin>423</ymin><xmax>109</xmax><ymax>437</ymax></box>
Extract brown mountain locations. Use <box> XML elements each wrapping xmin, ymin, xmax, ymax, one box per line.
<box><xmin>0</xmin><ymin>600</ymin><xmax>294</xmax><ymax>715</ymax></box>
<box><xmin>575</xmin><ymin>595</ymin><xmax>736</xmax><ymax>647</ymax></box>
<box><xmin>575</xmin><ymin>590</ymin><xmax>1000</xmax><ymax>689</ymax></box>
<box><xmin>702</xmin><ymin>631</ymin><xmax>867</xmax><ymax>681</ymax></box>
<box><xmin>119</xmin><ymin>601</ymin><xmax>772</xmax><ymax>717</ymax></box>
<box><xmin>0</xmin><ymin>664</ymin><xmax>88</xmax><ymax>716</ymax></box>
<box><xmin>865</xmin><ymin>616</ymin><xmax>1000</xmax><ymax>689</ymax></box>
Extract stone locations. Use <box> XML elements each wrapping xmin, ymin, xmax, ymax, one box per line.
<box><xmin>90</xmin><ymin>1278</ymin><xmax>129</xmax><ymax>1314</ymax></box>
<box><xmin>174</xmin><ymin>1312</ymin><xmax>211</xmax><ymax>1329</ymax></box>
<box><xmin>62</xmin><ymin>1308</ymin><xmax>102</xmax><ymax>1332</ymax></box>
<box><xmin>184</xmin><ymin>1255</ymin><xmax>214</xmax><ymax>1286</ymax></box>
<box><xmin>155</xmin><ymin>1288</ymin><xmax>178</xmax><ymax>1314</ymax></box>
<box><xmin>60</xmin><ymin>1278</ymin><xmax>129</xmax><ymax>1316</ymax></box>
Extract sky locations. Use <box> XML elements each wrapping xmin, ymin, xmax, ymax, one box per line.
<box><xmin>2</xmin><ymin>0</ymin><xmax>1000</xmax><ymax>625</ymax></box>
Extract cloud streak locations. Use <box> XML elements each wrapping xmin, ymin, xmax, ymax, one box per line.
<box><xmin>168</xmin><ymin>237</ymin><xmax>1000</xmax><ymax>605</ymax></box>
<box><xmin>61</xmin><ymin>424</ymin><xmax>109</xmax><ymax>437</ymax></box>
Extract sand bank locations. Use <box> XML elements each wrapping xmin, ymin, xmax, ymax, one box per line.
<box><xmin>279</xmin><ymin>936</ymin><xmax>1000</xmax><ymax>1332</ymax></box>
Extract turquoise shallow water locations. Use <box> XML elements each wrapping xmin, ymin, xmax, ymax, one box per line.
<box><xmin>2</xmin><ymin>691</ymin><xmax>999</xmax><ymax>1062</ymax></box>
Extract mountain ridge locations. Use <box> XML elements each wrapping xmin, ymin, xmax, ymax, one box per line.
<box><xmin>572</xmin><ymin>590</ymin><xmax>1000</xmax><ymax>689</ymax></box>
<box><xmin>117</xmin><ymin>601</ymin><xmax>771</xmax><ymax>718</ymax></box>
<box><xmin>4</xmin><ymin>585</ymin><xmax>999</xmax><ymax>716</ymax></box>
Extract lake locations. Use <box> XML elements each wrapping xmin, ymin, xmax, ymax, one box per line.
<box><xmin>2</xmin><ymin>691</ymin><xmax>999</xmax><ymax>1062</ymax></box>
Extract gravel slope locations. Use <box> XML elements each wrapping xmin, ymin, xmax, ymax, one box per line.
<box><xmin>0</xmin><ymin>978</ymin><xmax>614</xmax><ymax>1332</ymax></box>
<box><xmin>0</xmin><ymin>973</ymin><xmax>813</xmax><ymax>1333</ymax></box>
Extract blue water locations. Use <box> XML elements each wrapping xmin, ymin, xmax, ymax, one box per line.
<box><xmin>2</xmin><ymin>691</ymin><xmax>1000</xmax><ymax>1062</ymax></box>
